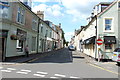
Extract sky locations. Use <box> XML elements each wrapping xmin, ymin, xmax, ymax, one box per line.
<box><xmin>32</xmin><ymin>0</ymin><xmax>114</xmax><ymax>42</ymax></box>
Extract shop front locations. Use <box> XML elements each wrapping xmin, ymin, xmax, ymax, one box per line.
<box><xmin>103</xmin><ymin>36</ymin><xmax>116</xmax><ymax>59</ymax></box>
<box><xmin>16</xmin><ymin>29</ymin><xmax>27</xmax><ymax>54</ymax></box>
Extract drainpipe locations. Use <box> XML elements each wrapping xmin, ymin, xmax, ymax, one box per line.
<box><xmin>37</xmin><ymin>18</ymin><xmax>40</xmax><ymax>54</ymax></box>
<box><xmin>95</xmin><ymin>15</ymin><xmax>97</xmax><ymax>60</ymax></box>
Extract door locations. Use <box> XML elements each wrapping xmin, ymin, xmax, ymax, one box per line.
<box><xmin>0</xmin><ymin>38</ymin><xmax>6</xmax><ymax>61</ymax></box>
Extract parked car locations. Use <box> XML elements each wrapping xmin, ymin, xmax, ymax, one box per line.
<box><xmin>68</xmin><ymin>45</ymin><xmax>76</xmax><ymax>51</ymax></box>
<box><xmin>112</xmin><ymin>48</ymin><xmax>120</xmax><ymax>65</ymax></box>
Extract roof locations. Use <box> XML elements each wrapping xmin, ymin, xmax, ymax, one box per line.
<box><xmin>97</xmin><ymin>1</ymin><xmax>117</xmax><ymax>17</ymax></box>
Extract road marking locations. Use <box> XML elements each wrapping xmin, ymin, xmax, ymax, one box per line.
<box><xmin>54</xmin><ymin>74</ymin><xmax>66</xmax><ymax>77</ymax></box>
<box><xmin>0</xmin><ymin>67</ymin><xmax>3</xmax><ymax>69</ymax></box>
<box><xmin>7</xmin><ymin>68</ymin><xmax>16</xmax><ymax>71</ymax></box>
<box><xmin>36</xmin><ymin>71</ymin><xmax>48</xmax><ymax>75</ymax></box>
<box><xmin>70</xmin><ymin>76</ymin><xmax>79</xmax><ymax>78</ymax></box>
<box><xmin>89</xmin><ymin>63</ymin><xmax>119</xmax><ymax>75</ymax></box>
<box><xmin>33</xmin><ymin>74</ymin><xmax>45</xmax><ymax>77</ymax></box>
<box><xmin>16</xmin><ymin>71</ymin><xmax>28</xmax><ymax>74</ymax></box>
<box><xmin>50</xmin><ymin>77</ymin><xmax>58</xmax><ymax>78</ymax></box>
<box><xmin>27</xmin><ymin>58</ymin><xmax>39</xmax><ymax>62</ymax></box>
<box><xmin>1</xmin><ymin>70</ymin><xmax>11</xmax><ymax>72</ymax></box>
<box><xmin>20</xmin><ymin>69</ymin><xmax>31</xmax><ymax>72</ymax></box>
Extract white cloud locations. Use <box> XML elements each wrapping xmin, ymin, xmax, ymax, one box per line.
<box><xmin>61</xmin><ymin>0</ymin><xmax>114</xmax><ymax>22</ymax></box>
<box><xmin>32</xmin><ymin>4</ymin><xmax>64</xmax><ymax>18</ymax></box>
<box><xmin>33</xmin><ymin>0</ymin><xmax>59</xmax><ymax>2</ymax></box>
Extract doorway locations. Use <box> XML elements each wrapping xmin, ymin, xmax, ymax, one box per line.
<box><xmin>0</xmin><ymin>38</ymin><xmax>6</xmax><ymax>61</ymax></box>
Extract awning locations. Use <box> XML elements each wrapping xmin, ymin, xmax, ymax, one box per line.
<box><xmin>84</xmin><ymin>36</ymin><xmax>96</xmax><ymax>45</ymax></box>
<box><xmin>104</xmin><ymin>36</ymin><xmax>116</xmax><ymax>44</ymax></box>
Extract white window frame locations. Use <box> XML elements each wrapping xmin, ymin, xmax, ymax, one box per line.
<box><xmin>32</xmin><ymin>16</ymin><xmax>38</xmax><ymax>31</ymax></box>
<box><xmin>103</xmin><ymin>17</ymin><xmax>114</xmax><ymax>32</ymax></box>
<box><xmin>16</xmin><ymin>40</ymin><xmax>23</xmax><ymax>52</ymax></box>
<box><xmin>16</xmin><ymin>6</ymin><xmax>25</xmax><ymax>25</ymax></box>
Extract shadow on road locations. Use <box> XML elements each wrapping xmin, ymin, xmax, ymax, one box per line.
<box><xmin>29</xmin><ymin>48</ymin><xmax>73</xmax><ymax>63</ymax></box>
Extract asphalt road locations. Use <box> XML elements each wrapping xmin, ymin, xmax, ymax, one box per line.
<box><xmin>1</xmin><ymin>48</ymin><xmax>119</xmax><ymax>79</ymax></box>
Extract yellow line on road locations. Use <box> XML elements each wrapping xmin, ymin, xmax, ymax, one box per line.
<box><xmin>89</xmin><ymin>63</ymin><xmax>120</xmax><ymax>75</ymax></box>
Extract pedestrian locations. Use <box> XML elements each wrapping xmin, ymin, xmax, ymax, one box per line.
<box><xmin>25</xmin><ymin>45</ymin><xmax>29</xmax><ymax>57</ymax></box>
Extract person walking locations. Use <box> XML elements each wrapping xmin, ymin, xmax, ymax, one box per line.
<box><xmin>25</xmin><ymin>45</ymin><xmax>29</xmax><ymax>57</ymax></box>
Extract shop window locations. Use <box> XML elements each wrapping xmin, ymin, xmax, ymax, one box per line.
<box><xmin>105</xmin><ymin>44</ymin><xmax>112</xmax><ymax>49</ymax></box>
<box><xmin>16</xmin><ymin>40</ymin><xmax>23</xmax><ymax>52</ymax></box>
<box><xmin>105</xmin><ymin>18</ymin><xmax>112</xmax><ymax>31</ymax></box>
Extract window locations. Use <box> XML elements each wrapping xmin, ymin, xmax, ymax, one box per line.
<box><xmin>45</xmin><ymin>30</ymin><xmax>48</xmax><ymax>37</ymax></box>
<box><xmin>16</xmin><ymin>40</ymin><xmax>23</xmax><ymax>52</ymax></box>
<box><xmin>105</xmin><ymin>44</ymin><xmax>112</xmax><ymax>49</ymax></box>
<box><xmin>31</xmin><ymin>37</ymin><xmax>36</xmax><ymax>51</ymax></box>
<box><xmin>41</xmin><ymin>27</ymin><xmax>43</xmax><ymax>33</ymax></box>
<box><xmin>17</xmin><ymin>6</ymin><xmax>25</xmax><ymax>24</ymax></box>
<box><xmin>0</xmin><ymin>1</ymin><xmax>9</xmax><ymax>18</ymax></box>
<box><xmin>32</xmin><ymin>16</ymin><xmax>38</xmax><ymax>31</ymax></box>
<box><xmin>118</xmin><ymin>2</ymin><xmax>120</xmax><ymax>8</ymax></box>
<box><xmin>50</xmin><ymin>32</ymin><xmax>52</xmax><ymax>38</ymax></box>
<box><xmin>105</xmin><ymin>18</ymin><xmax>112</xmax><ymax>31</ymax></box>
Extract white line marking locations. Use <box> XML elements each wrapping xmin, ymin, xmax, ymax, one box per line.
<box><xmin>50</xmin><ymin>77</ymin><xmax>58</xmax><ymax>78</ymax></box>
<box><xmin>20</xmin><ymin>69</ymin><xmax>31</xmax><ymax>72</ymax></box>
<box><xmin>16</xmin><ymin>71</ymin><xmax>28</xmax><ymax>74</ymax></box>
<box><xmin>7</xmin><ymin>68</ymin><xmax>16</xmax><ymax>70</ymax></box>
<box><xmin>70</xmin><ymin>76</ymin><xmax>79</xmax><ymax>78</ymax></box>
<box><xmin>33</xmin><ymin>74</ymin><xmax>45</xmax><ymax>77</ymax></box>
<box><xmin>54</xmin><ymin>74</ymin><xmax>66</xmax><ymax>77</ymax></box>
<box><xmin>0</xmin><ymin>67</ymin><xmax>3</xmax><ymax>69</ymax></box>
<box><xmin>36</xmin><ymin>71</ymin><xmax>48</xmax><ymax>75</ymax></box>
<box><xmin>1</xmin><ymin>70</ymin><xmax>11</xmax><ymax>72</ymax></box>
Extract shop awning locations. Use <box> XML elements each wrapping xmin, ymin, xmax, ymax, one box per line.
<box><xmin>104</xmin><ymin>36</ymin><xmax>116</xmax><ymax>44</ymax></box>
<box><xmin>84</xmin><ymin>36</ymin><xmax>96</xmax><ymax>45</ymax></box>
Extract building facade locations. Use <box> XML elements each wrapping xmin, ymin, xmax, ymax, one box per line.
<box><xmin>73</xmin><ymin>0</ymin><xmax>120</xmax><ymax>60</ymax></box>
<box><xmin>0</xmin><ymin>1</ymin><xmax>65</xmax><ymax>61</ymax></box>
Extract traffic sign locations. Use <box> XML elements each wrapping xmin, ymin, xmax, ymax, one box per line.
<box><xmin>97</xmin><ymin>38</ymin><xmax>103</xmax><ymax>45</ymax></box>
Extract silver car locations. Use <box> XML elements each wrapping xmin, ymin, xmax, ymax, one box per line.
<box><xmin>112</xmin><ymin>48</ymin><xmax>120</xmax><ymax>65</ymax></box>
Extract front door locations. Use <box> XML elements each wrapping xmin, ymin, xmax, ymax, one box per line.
<box><xmin>0</xmin><ymin>38</ymin><xmax>6</xmax><ymax>61</ymax></box>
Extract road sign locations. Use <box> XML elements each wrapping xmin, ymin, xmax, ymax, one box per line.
<box><xmin>97</xmin><ymin>38</ymin><xmax>103</xmax><ymax>45</ymax></box>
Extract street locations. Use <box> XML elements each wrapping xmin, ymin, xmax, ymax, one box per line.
<box><xmin>1</xmin><ymin>48</ymin><xmax>119</xmax><ymax>79</ymax></box>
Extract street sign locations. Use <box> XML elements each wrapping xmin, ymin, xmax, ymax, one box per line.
<box><xmin>97</xmin><ymin>38</ymin><xmax>103</xmax><ymax>45</ymax></box>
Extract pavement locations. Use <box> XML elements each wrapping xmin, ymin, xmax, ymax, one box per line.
<box><xmin>76</xmin><ymin>51</ymin><xmax>119</xmax><ymax>75</ymax></box>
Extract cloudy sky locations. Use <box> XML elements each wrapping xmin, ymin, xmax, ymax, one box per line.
<box><xmin>32</xmin><ymin>0</ymin><xmax>114</xmax><ymax>42</ymax></box>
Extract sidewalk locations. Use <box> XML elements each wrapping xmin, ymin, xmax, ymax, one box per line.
<box><xmin>76</xmin><ymin>51</ymin><xmax>118</xmax><ymax>73</ymax></box>
<box><xmin>3</xmin><ymin>49</ymin><xmax>63</xmax><ymax>63</ymax></box>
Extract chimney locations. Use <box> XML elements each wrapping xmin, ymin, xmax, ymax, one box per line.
<box><xmin>37</xmin><ymin>11</ymin><xmax>44</xmax><ymax>20</ymax></box>
<box><xmin>59</xmin><ymin>23</ymin><xmax>61</xmax><ymax>28</ymax></box>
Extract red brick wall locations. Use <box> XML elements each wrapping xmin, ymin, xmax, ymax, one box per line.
<box><xmin>25</xmin><ymin>10</ymin><xmax>32</xmax><ymax>29</ymax></box>
<box><xmin>12</xmin><ymin>2</ymin><xmax>18</xmax><ymax>23</ymax></box>
<box><xmin>11</xmin><ymin>2</ymin><xmax>32</xmax><ymax>29</ymax></box>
